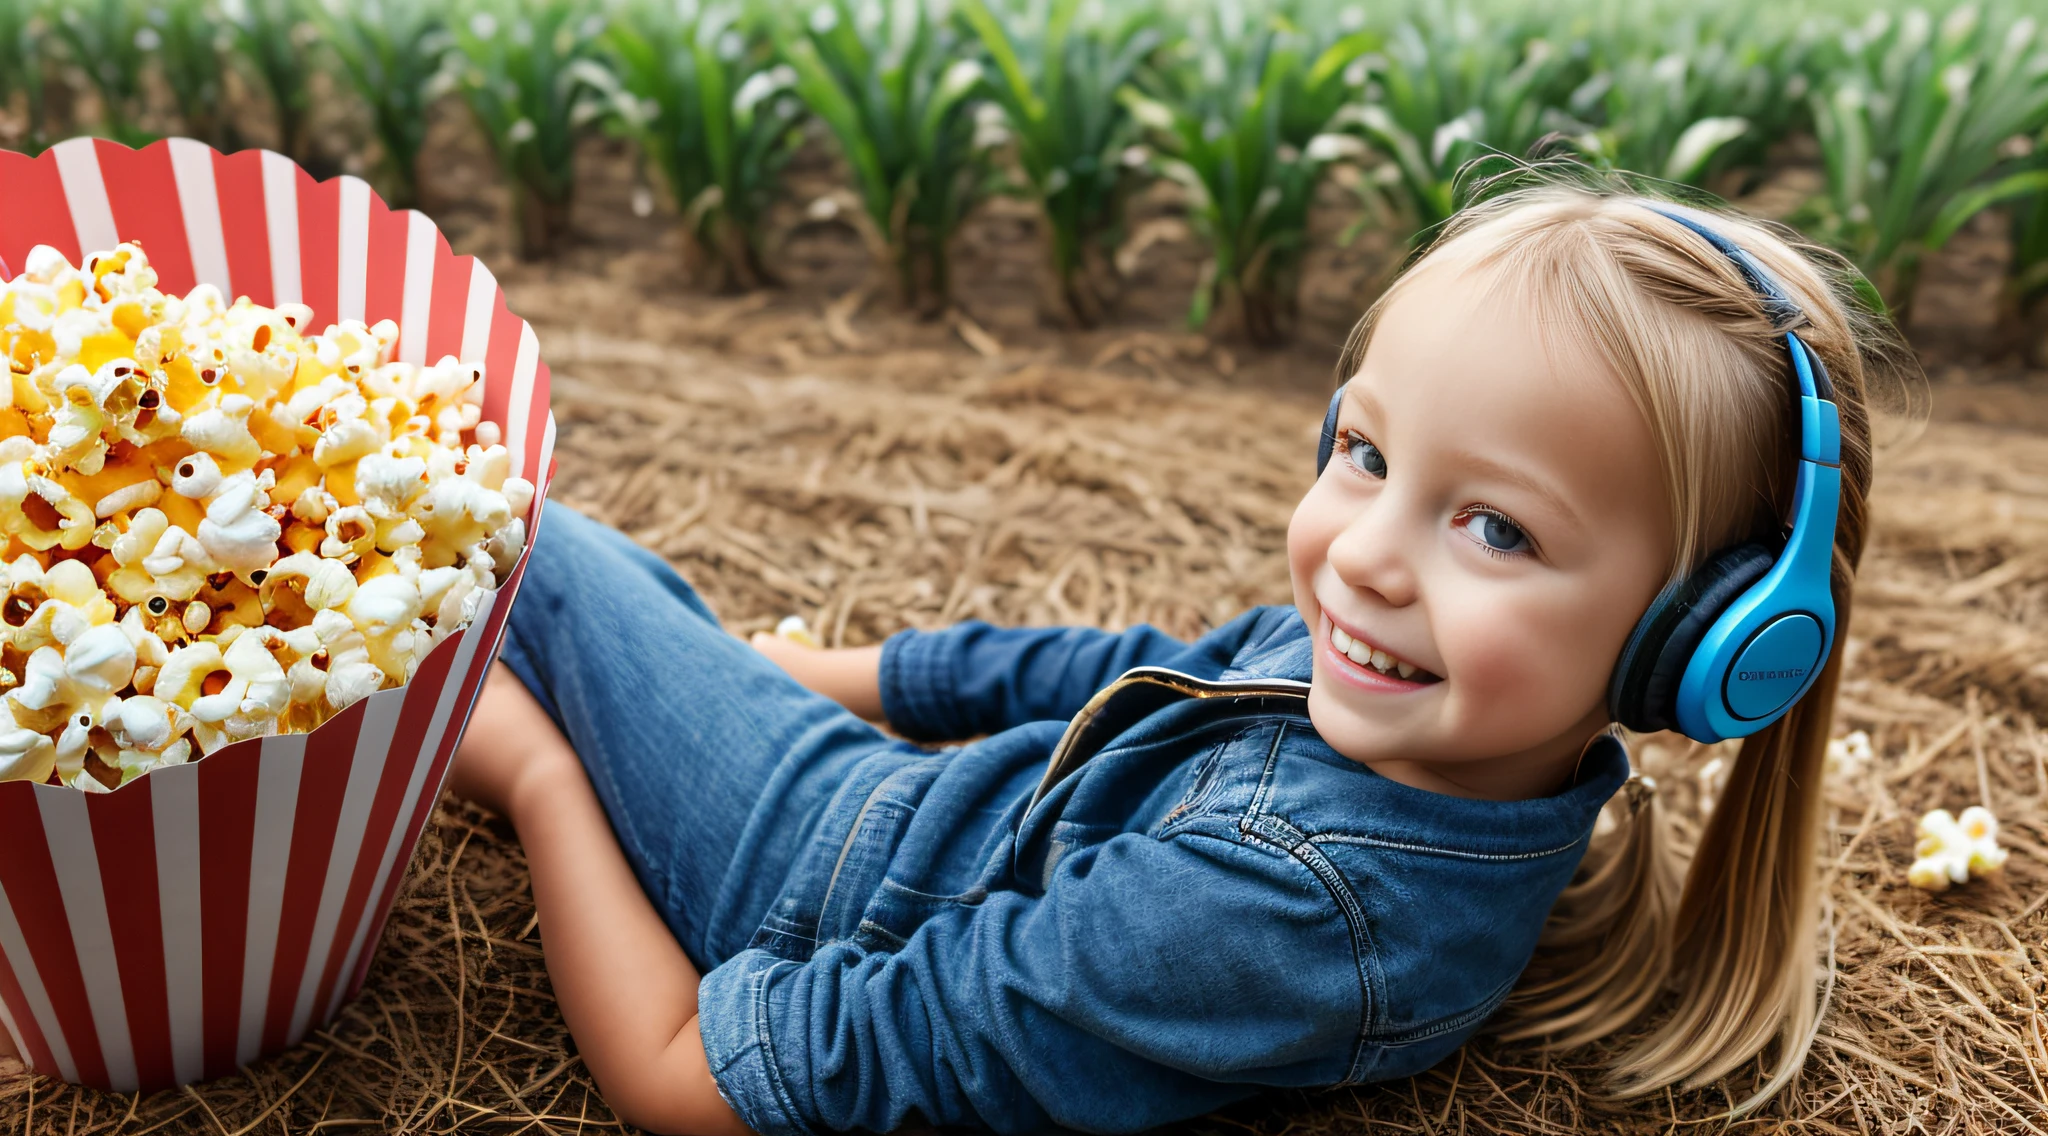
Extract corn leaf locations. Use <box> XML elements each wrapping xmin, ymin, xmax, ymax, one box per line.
<box><xmin>449</xmin><ymin>0</ymin><xmax>615</xmax><ymax>258</ymax></box>
<box><xmin>49</xmin><ymin>0</ymin><xmax>155</xmax><ymax>145</ymax></box>
<box><xmin>309</xmin><ymin>0</ymin><xmax>453</xmax><ymax>209</ymax></box>
<box><xmin>221</xmin><ymin>0</ymin><xmax>318</xmax><ymax>164</ymax></box>
<box><xmin>775</xmin><ymin>0</ymin><xmax>993</xmax><ymax>313</ymax></box>
<box><xmin>1126</xmin><ymin>0</ymin><xmax>1378</xmax><ymax>343</ymax></box>
<box><xmin>1804</xmin><ymin>8</ymin><xmax>2048</xmax><ymax>316</ymax></box>
<box><xmin>597</xmin><ymin>0</ymin><xmax>804</xmax><ymax>289</ymax></box>
<box><xmin>0</xmin><ymin>0</ymin><xmax>50</xmax><ymax>152</ymax></box>
<box><xmin>956</xmin><ymin>0</ymin><xmax>1159</xmax><ymax>323</ymax></box>
<box><xmin>148</xmin><ymin>0</ymin><xmax>232</xmax><ymax>149</ymax></box>
<box><xmin>1927</xmin><ymin>167</ymin><xmax>2048</xmax><ymax>249</ymax></box>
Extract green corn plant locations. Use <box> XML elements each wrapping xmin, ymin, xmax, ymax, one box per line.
<box><xmin>2014</xmin><ymin>178</ymin><xmax>2048</xmax><ymax>360</ymax></box>
<box><xmin>222</xmin><ymin>0</ymin><xmax>319</xmax><ymax>166</ymax></box>
<box><xmin>957</xmin><ymin>0</ymin><xmax>1161</xmax><ymax>327</ymax></box>
<box><xmin>309</xmin><ymin>0</ymin><xmax>455</xmax><ymax>209</ymax></box>
<box><xmin>1561</xmin><ymin>4</ymin><xmax>1828</xmax><ymax>191</ymax></box>
<box><xmin>1122</xmin><ymin>1</ymin><xmax>1378</xmax><ymax>344</ymax></box>
<box><xmin>2000</xmin><ymin>167</ymin><xmax>2048</xmax><ymax>361</ymax></box>
<box><xmin>0</xmin><ymin>0</ymin><xmax>51</xmax><ymax>153</ymax></box>
<box><xmin>2010</xmin><ymin>133</ymin><xmax>2048</xmax><ymax>348</ymax></box>
<box><xmin>1800</xmin><ymin>7</ymin><xmax>2048</xmax><ymax>321</ymax></box>
<box><xmin>593</xmin><ymin>0</ymin><xmax>805</xmax><ymax>291</ymax></box>
<box><xmin>449</xmin><ymin>0</ymin><xmax>616</xmax><ymax>259</ymax></box>
<box><xmin>1923</xmin><ymin>121</ymin><xmax>2048</xmax><ymax>359</ymax></box>
<box><xmin>49</xmin><ymin>0</ymin><xmax>156</xmax><ymax>146</ymax></box>
<box><xmin>778</xmin><ymin>0</ymin><xmax>992</xmax><ymax>316</ymax></box>
<box><xmin>146</xmin><ymin>0</ymin><xmax>232</xmax><ymax>149</ymax></box>
<box><xmin>1334</xmin><ymin>8</ymin><xmax>1588</xmax><ymax>244</ymax></box>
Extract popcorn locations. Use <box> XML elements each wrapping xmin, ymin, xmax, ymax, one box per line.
<box><xmin>1826</xmin><ymin>730</ymin><xmax>1873</xmax><ymax>780</ymax></box>
<box><xmin>1907</xmin><ymin>806</ymin><xmax>2008</xmax><ymax>893</ymax></box>
<box><xmin>774</xmin><ymin>614</ymin><xmax>823</xmax><ymax>649</ymax></box>
<box><xmin>0</xmin><ymin>701</ymin><xmax>59</xmax><ymax>784</ymax></box>
<box><xmin>169</xmin><ymin>452</ymin><xmax>222</xmax><ymax>498</ymax></box>
<box><xmin>0</xmin><ymin>242</ymin><xmax>532</xmax><ymax>786</ymax></box>
<box><xmin>197</xmin><ymin>470</ymin><xmax>282</xmax><ymax>579</ymax></box>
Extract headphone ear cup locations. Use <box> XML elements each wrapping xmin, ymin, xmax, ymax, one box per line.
<box><xmin>1316</xmin><ymin>384</ymin><xmax>1347</xmax><ymax>476</ymax></box>
<box><xmin>1609</xmin><ymin>543</ymin><xmax>1776</xmax><ymax>733</ymax></box>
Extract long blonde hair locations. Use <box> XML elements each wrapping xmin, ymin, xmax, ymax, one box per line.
<box><xmin>1329</xmin><ymin>165</ymin><xmax>1919</xmax><ymax>1109</ymax></box>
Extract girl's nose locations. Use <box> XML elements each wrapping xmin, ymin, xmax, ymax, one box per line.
<box><xmin>1326</xmin><ymin>495</ymin><xmax>1421</xmax><ymax>607</ymax></box>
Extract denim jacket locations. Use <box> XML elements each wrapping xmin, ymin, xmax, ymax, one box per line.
<box><xmin>694</xmin><ymin>605</ymin><xmax>1631</xmax><ymax>1135</ymax></box>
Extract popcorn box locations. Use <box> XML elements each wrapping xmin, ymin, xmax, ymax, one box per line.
<box><xmin>0</xmin><ymin>137</ymin><xmax>555</xmax><ymax>1091</ymax></box>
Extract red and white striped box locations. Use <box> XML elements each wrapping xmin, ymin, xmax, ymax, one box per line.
<box><xmin>0</xmin><ymin>137</ymin><xmax>556</xmax><ymax>1091</ymax></box>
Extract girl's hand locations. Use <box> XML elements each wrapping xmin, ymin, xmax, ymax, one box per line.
<box><xmin>747</xmin><ymin>630</ymin><xmax>887</xmax><ymax>722</ymax></box>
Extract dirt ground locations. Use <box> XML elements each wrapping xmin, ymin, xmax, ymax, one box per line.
<box><xmin>4</xmin><ymin>107</ymin><xmax>2048</xmax><ymax>1134</ymax></box>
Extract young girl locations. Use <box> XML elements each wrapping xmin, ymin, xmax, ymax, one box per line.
<box><xmin>445</xmin><ymin>173</ymin><xmax>1909</xmax><ymax>1135</ymax></box>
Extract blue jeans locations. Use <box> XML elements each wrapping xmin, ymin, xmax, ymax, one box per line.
<box><xmin>494</xmin><ymin>502</ymin><xmax>918</xmax><ymax>971</ymax></box>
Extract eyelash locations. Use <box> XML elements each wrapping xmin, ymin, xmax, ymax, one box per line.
<box><xmin>1452</xmin><ymin>506</ymin><xmax>1536</xmax><ymax>560</ymax></box>
<box><xmin>1338</xmin><ymin>430</ymin><xmax>1383</xmax><ymax>477</ymax></box>
<box><xmin>1338</xmin><ymin>431</ymin><xmax>1537</xmax><ymax>560</ymax></box>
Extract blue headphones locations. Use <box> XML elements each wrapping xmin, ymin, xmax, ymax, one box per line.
<box><xmin>1314</xmin><ymin>203</ymin><xmax>1842</xmax><ymax>743</ymax></box>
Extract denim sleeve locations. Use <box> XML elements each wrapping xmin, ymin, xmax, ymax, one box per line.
<box><xmin>693</xmin><ymin>830</ymin><xmax>1363</xmax><ymax>1135</ymax></box>
<box><xmin>876</xmin><ymin>606</ymin><xmax>1277</xmax><ymax>741</ymax></box>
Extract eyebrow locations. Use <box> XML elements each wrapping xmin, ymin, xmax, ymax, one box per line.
<box><xmin>1341</xmin><ymin>383</ymin><xmax>1583</xmax><ymax>526</ymax></box>
<box><xmin>1447</xmin><ymin>450</ymin><xmax>1582</xmax><ymax>527</ymax></box>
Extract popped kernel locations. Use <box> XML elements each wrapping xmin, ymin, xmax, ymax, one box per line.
<box><xmin>0</xmin><ymin>242</ymin><xmax>532</xmax><ymax>784</ymax></box>
<box><xmin>1906</xmin><ymin>806</ymin><xmax>2008</xmax><ymax>893</ymax></box>
<box><xmin>774</xmin><ymin>615</ymin><xmax>822</xmax><ymax>649</ymax></box>
<box><xmin>1825</xmin><ymin>729</ymin><xmax>1872</xmax><ymax>780</ymax></box>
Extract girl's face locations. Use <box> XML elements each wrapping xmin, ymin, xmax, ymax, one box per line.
<box><xmin>1288</xmin><ymin>264</ymin><xmax>1674</xmax><ymax>800</ymax></box>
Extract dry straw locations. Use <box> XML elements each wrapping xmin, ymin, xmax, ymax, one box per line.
<box><xmin>3</xmin><ymin>274</ymin><xmax>2043</xmax><ymax>1133</ymax></box>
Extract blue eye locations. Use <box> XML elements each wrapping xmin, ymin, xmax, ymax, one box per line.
<box><xmin>1455</xmin><ymin>507</ymin><xmax>1531</xmax><ymax>557</ymax></box>
<box><xmin>1342</xmin><ymin>431</ymin><xmax>1386</xmax><ymax>478</ymax></box>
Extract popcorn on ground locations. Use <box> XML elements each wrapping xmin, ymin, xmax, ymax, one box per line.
<box><xmin>1</xmin><ymin>242</ymin><xmax>533</xmax><ymax>791</ymax></box>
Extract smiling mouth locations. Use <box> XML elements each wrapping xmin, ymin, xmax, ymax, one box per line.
<box><xmin>1327</xmin><ymin>618</ymin><xmax>1442</xmax><ymax>684</ymax></box>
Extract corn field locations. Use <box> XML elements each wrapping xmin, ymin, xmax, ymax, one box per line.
<box><xmin>0</xmin><ymin>0</ymin><xmax>2043</xmax><ymax>345</ymax></box>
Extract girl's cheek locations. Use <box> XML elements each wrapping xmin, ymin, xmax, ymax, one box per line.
<box><xmin>1436</xmin><ymin>594</ymin><xmax>1599</xmax><ymax>712</ymax></box>
<box><xmin>1286</xmin><ymin>491</ymin><xmax>1340</xmax><ymax>589</ymax></box>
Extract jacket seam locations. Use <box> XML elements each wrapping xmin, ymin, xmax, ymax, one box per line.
<box><xmin>748</xmin><ymin>959</ymin><xmax>807</xmax><ymax>1133</ymax></box>
<box><xmin>1307</xmin><ymin>832</ymin><xmax>1589</xmax><ymax>862</ymax></box>
<box><xmin>1152</xmin><ymin>722</ymin><xmax>1268</xmax><ymax>837</ymax></box>
<box><xmin>1245</xmin><ymin>719</ymin><xmax>1286</xmax><ymax>819</ymax></box>
<box><xmin>1235</xmin><ymin>723</ymin><xmax>1382</xmax><ymax>1086</ymax></box>
<box><xmin>1364</xmin><ymin>969</ymin><xmax>1521</xmax><ymax>1047</ymax></box>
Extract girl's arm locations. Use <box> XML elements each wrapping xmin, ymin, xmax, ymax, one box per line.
<box><xmin>747</xmin><ymin>633</ymin><xmax>884</xmax><ymax>719</ymax></box>
<box><xmin>871</xmin><ymin>608</ymin><xmax>1281</xmax><ymax>742</ymax></box>
<box><xmin>750</xmin><ymin>609</ymin><xmax>1285</xmax><ymax>743</ymax></box>
<box><xmin>452</xmin><ymin>663</ymin><xmax>754</xmax><ymax>1136</ymax></box>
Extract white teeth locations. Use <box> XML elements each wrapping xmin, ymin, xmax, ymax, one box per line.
<box><xmin>1333</xmin><ymin>619</ymin><xmax>1427</xmax><ymax>680</ymax></box>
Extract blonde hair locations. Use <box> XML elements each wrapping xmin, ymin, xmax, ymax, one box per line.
<box><xmin>1330</xmin><ymin>163</ymin><xmax>1920</xmax><ymax>1110</ymax></box>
